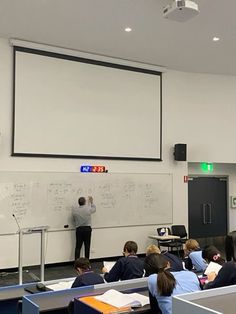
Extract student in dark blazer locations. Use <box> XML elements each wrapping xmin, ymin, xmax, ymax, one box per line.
<box><xmin>146</xmin><ymin>244</ymin><xmax>183</xmax><ymax>273</ymax></box>
<box><xmin>71</xmin><ymin>257</ymin><xmax>104</xmax><ymax>288</ymax></box>
<box><xmin>102</xmin><ymin>241</ymin><xmax>144</xmax><ymax>282</ymax></box>
<box><xmin>201</xmin><ymin>245</ymin><xmax>236</xmax><ymax>290</ymax></box>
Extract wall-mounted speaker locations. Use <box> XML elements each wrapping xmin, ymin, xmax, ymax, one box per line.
<box><xmin>174</xmin><ymin>143</ymin><xmax>187</xmax><ymax>161</ymax></box>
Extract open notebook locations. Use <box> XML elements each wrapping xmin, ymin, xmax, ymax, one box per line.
<box><xmin>95</xmin><ymin>289</ymin><xmax>149</xmax><ymax>308</ymax></box>
<box><xmin>46</xmin><ymin>280</ymin><xmax>75</xmax><ymax>291</ymax></box>
<box><xmin>204</xmin><ymin>262</ymin><xmax>222</xmax><ymax>275</ymax></box>
<box><xmin>103</xmin><ymin>261</ymin><xmax>116</xmax><ymax>272</ymax></box>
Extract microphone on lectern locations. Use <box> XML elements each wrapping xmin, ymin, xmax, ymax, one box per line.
<box><xmin>12</xmin><ymin>214</ymin><xmax>21</xmax><ymax>231</ymax></box>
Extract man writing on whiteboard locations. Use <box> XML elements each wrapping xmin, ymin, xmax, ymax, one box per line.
<box><xmin>72</xmin><ymin>196</ymin><xmax>96</xmax><ymax>260</ymax></box>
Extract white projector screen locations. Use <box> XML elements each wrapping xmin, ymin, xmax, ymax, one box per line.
<box><xmin>13</xmin><ymin>46</ymin><xmax>162</xmax><ymax>160</ymax></box>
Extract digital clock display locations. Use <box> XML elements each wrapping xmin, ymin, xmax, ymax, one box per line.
<box><xmin>80</xmin><ymin>165</ymin><xmax>107</xmax><ymax>173</ymax></box>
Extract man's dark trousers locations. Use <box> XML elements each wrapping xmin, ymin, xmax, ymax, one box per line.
<box><xmin>75</xmin><ymin>226</ymin><xmax>92</xmax><ymax>259</ymax></box>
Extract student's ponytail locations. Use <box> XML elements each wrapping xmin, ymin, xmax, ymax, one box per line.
<box><xmin>144</xmin><ymin>253</ymin><xmax>176</xmax><ymax>296</ymax></box>
<box><xmin>157</xmin><ymin>268</ymin><xmax>176</xmax><ymax>296</ymax></box>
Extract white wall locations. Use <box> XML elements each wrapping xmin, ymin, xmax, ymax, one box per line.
<box><xmin>2</xmin><ymin>38</ymin><xmax>236</xmax><ymax>268</ymax></box>
<box><xmin>0</xmin><ymin>38</ymin><xmax>188</xmax><ymax>268</ymax></box>
<box><xmin>163</xmin><ymin>70</ymin><xmax>236</xmax><ymax>163</ymax></box>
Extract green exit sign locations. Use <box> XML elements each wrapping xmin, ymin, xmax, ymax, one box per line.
<box><xmin>200</xmin><ymin>162</ymin><xmax>213</xmax><ymax>172</ymax></box>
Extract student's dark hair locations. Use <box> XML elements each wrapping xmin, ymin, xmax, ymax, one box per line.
<box><xmin>78</xmin><ymin>197</ymin><xmax>86</xmax><ymax>206</ymax></box>
<box><xmin>202</xmin><ymin>245</ymin><xmax>225</xmax><ymax>265</ymax></box>
<box><xmin>74</xmin><ymin>257</ymin><xmax>91</xmax><ymax>271</ymax></box>
<box><xmin>123</xmin><ymin>241</ymin><xmax>138</xmax><ymax>254</ymax></box>
<box><xmin>144</xmin><ymin>253</ymin><xmax>176</xmax><ymax>296</ymax></box>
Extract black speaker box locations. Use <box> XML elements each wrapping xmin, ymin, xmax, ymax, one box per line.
<box><xmin>174</xmin><ymin>144</ymin><xmax>187</xmax><ymax>161</ymax></box>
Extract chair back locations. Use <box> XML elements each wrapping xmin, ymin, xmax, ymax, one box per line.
<box><xmin>171</xmin><ymin>225</ymin><xmax>187</xmax><ymax>239</ymax></box>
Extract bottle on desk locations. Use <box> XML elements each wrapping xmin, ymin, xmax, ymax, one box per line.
<box><xmin>160</xmin><ymin>228</ymin><xmax>165</xmax><ymax>236</ymax></box>
<box><xmin>165</xmin><ymin>228</ymin><xmax>168</xmax><ymax>236</ymax></box>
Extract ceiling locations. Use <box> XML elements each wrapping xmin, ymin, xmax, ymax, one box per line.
<box><xmin>0</xmin><ymin>0</ymin><xmax>235</xmax><ymax>75</ymax></box>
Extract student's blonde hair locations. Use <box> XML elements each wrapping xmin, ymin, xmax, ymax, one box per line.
<box><xmin>146</xmin><ymin>244</ymin><xmax>161</xmax><ymax>255</ymax></box>
<box><xmin>185</xmin><ymin>239</ymin><xmax>200</xmax><ymax>251</ymax></box>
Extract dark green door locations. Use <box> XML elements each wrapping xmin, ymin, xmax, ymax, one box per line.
<box><xmin>188</xmin><ymin>177</ymin><xmax>227</xmax><ymax>238</ymax></box>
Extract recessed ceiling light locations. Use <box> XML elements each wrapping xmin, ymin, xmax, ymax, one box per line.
<box><xmin>213</xmin><ymin>37</ymin><xmax>220</xmax><ymax>42</ymax></box>
<box><xmin>125</xmin><ymin>27</ymin><xmax>132</xmax><ymax>32</ymax></box>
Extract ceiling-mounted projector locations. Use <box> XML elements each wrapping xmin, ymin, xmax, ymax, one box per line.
<box><xmin>163</xmin><ymin>0</ymin><xmax>199</xmax><ymax>22</ymax></box>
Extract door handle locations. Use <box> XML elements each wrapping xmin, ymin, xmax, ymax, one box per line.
<box><xmin>207</xmin><ymin>203</ymin><xmax>212</xmax><ymax>224</ymax></box>
<box><xmin>202</xmin><ymin>204</ymin><xmax>207</xmax><ymax>224</ymax></box>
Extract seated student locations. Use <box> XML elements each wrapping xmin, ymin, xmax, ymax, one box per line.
<box><xmin>146</xmin><ymin>244</ymin><xmax>183</xmax><ymax>273</ymax></box>
<box><xmin>204</xmin><ymin>260</ymin><xmax>236</xmax><ymax>289</ymax></box>
<box><xmin>202</xmin><ymin>245</ymin><xmax>236</xmax><ymax>289</ymax></box>
<box><xmin>184</xmin><ymin>239</ymin><xmax>208</xmax><ymax>272</ymax></box>
<box><xmin>102</xmin><ymin>241</ymin><xmax>144</xmax><ymax>282</ymax></box>
<box><xmin>144</xmin><ymin>253</ymin><xmax>201</xmax><ymax>314</ymax></box>
<box><xmin>71</xmin><ymin>257</ymin><xmax>104</xmax><ymax>288</ymax></box>
<box><xmin>202</xmin><ymin>245</ymin><xmax>225</xmax><ymax>266</ymax></box>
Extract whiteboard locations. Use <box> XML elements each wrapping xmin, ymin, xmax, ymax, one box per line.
<box><xmin>0</xmin><ymin>172</ymin><xmax>172</xmax><ymax>234</ymax></box>
<box><xmin>13</xmin><ymin>46</ymin><xmax>162</xmax><ymax>160</ymax></box>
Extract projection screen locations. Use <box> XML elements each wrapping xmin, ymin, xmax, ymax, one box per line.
<box><xmin>13</xmin><ymin>46</ymin><xmax>162</xmax><ymax>161</ymax></box>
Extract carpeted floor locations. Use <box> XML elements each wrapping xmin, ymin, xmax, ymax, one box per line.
<box><xmin>0</xmin><ymin>260</ymin><xmax>104</xmax><ymax>287</ymax></box>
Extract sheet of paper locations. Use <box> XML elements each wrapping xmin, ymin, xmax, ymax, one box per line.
<box><xmin>46</xmin><ymin>280</ymin><xmax>75</xmax><ymax>291</ymax></box>
<box><xmin>95</xmin><ymin>289</ymin><xmax>149</xmax><ymax>308</ymax></box>
<box><xmin>103</xmin><ymin>261</ymin><xmax>116</xmax><ymax>272</ymax></box>
<box><xmin>204</xmin><ymin>261</ymin><xmax>222</xmax><ymax>275</ymax></box>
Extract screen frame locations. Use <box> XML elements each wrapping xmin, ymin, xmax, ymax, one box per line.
<box><xmin>12</xmin><ymin>46</ymin><xmax>162</xmax><ymax>161</ymax></box>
